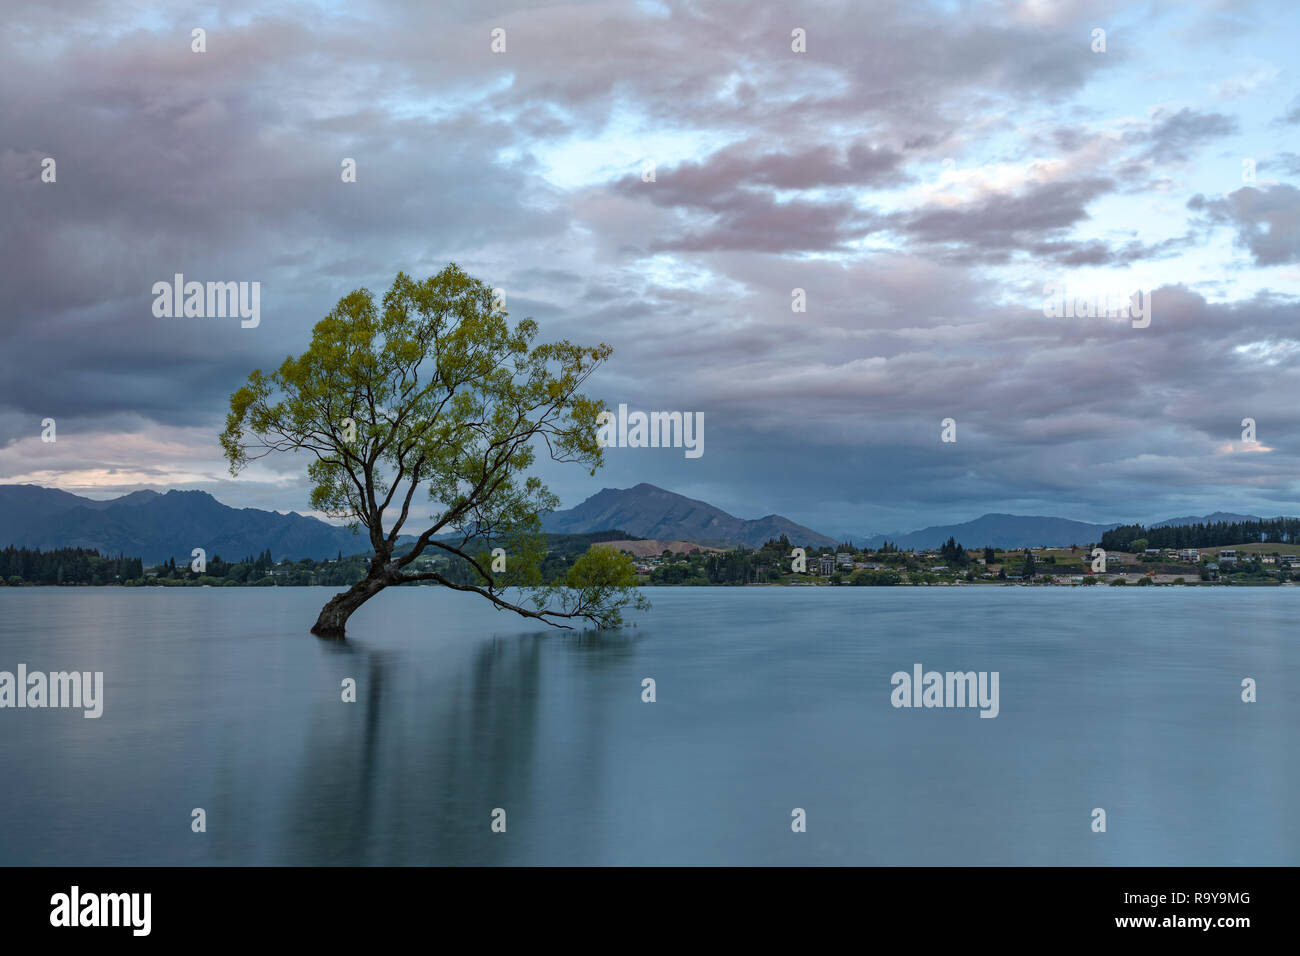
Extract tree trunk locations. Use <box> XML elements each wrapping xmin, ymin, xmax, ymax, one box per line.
<box><xmin>311</xmin><ymin>574</ymin><xmax>389</xmax><ymax>639</ymax></box>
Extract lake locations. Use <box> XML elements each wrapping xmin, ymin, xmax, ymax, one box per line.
<box><xmin>0</xmin><ymin>586</ymin><xmax>1295</xmax><ymax>865</ymax></box>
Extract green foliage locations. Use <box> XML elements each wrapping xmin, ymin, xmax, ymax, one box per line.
<box><xmin>220</xmin><ymin>264</ymin><xmax>644</xmax><ymax>631</ymax></box>
<box><xmin>533</xmin><ymin>545</ymin><xmax>651</xmax><ymax>629</ymax></box>
<box><xmin>939</xmin><ymin>536</ymin><xmax>969</xmax><ymax>566</ymax></box>
<box><xmin>849</xmin><ymin>568</ymin><xmax>902</xmax><ymax>586</ymax></box>
<box><xmin>638</xmin><ymin>544</ymin><xmax>794</xmax><ymax>586</ymax></box>
<box><xmin>648</xmin><ymin>561</ymin><xmax>695</xmax><ymax>585</ymax></box>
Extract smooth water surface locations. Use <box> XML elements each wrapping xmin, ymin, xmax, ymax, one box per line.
<box><xmin>0</xmin><ymin>586</ymin><xmax>1295</xmax><ymax>865</ymax></box>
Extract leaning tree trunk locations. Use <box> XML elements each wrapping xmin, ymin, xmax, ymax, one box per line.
<box><xmin>311</xmin><ymin>573</ymin><xmax>390</xmax><ymax>639</ymax></box>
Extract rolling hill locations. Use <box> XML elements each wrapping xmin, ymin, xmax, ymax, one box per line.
<box><xmin>541</xmin><ymin>483</ymin><xmax>838</xmax><ymax>548</ymax></box>
<box><xmin>855</xmin><ymin>513</ymin><xmax>1118</xmax><ymax>551</ymax></box>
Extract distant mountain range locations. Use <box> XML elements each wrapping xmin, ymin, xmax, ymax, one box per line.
<box><xmin>0</xmin><ymin>482</ymin><xmax>836</xmax><ymax>561</ymax></box>
<box><xmin>848</xmin><ymin>510</ymin><xmax>1272</xmax><ymax>550</ymax></box>
<box><xmin>540</xmin><ymin>483</ymin><xmax>839</xmax><ymax>548</ymax></box>
<box><xmin>0</xmin><ymin>482</ymin><xmax>1284</xmax><ymax>561</ymax></box>
<box><xmin>0</xmin><ymin>485</ymin><xmax>370</xmax><ymax>564</ymax></box>
<box><xmin>853</xmin><ymin>514</ymin><xmax>1118</xmax><ymax>550</ymax></box>
<box><xmin>1150</xmin><ymin>512</ymin><xmax>1261</xmax><ymax>528</ymax></box>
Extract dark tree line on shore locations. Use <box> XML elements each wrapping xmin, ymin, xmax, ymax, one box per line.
<box><xmin>0</xmin><ymin>546</ymin><xmax>143</xmax><ymax>586</ymax></box>
<box><xmin>1101</xmin><ymin>518</ymin><xmax>1300</xmax><ymax>552</ymax></box>
<box><xmin>142</xmin><ymin>550</ymin><xmax>371</xmax><ymax>586</ymax></box>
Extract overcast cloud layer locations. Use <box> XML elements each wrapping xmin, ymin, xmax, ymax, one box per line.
<box><xmin>2</xmin><ymin>0</ymin><xmax>1299</xmax><ymax>538</ymax></box>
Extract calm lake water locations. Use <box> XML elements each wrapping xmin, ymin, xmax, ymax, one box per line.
<box><xmin>0</xmin><ymin>586</ymin><xmax>1295</xmax><ymax>865</ymax></box>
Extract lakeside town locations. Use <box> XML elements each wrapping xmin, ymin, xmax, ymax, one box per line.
<box><xmin>6</xmin><ymin>534</ymin><xmax>1300</xmax><ymax>588</ymax></box>
<box><xmin>614</xmin><ymin>536</ymin><xmax>1300</xmax><ymax>586</ymax></box>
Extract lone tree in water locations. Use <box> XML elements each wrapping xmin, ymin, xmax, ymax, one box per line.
<box><xmin>220</xmin><ymin>265</ymin><xmax>648</xmax><ymax>638</ymax></box>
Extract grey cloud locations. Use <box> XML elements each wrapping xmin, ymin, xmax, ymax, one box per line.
<box><xmin>1280</xmin><ymin>94</ymin><xmax>1300</xmax><ymax>124</ymax></box>
<box><xmin>1264</xmin><ymin>152</ymin><xmax>1300</xmax><ymax>176</ymax></box>
<box><xmin>639</xmin><ymin>142</ymin><xmax>907</xmax><ymax>198</ymax></box>
<box><xmin>1129</xmin><ymin>107</ymin><xmax>1239</xmax><ymax>163</ymax></box>
<box><xmin>887</xmin><ymin>177</ymin><xmax>1116</xmax><ymax>263</ymax></box>
<box><xmin>1189</xmin><ymin>184</ymin><xmax>1300</xmax><ymax>265</ymax></box>
<box><xmin>0</xmin><ymin>0</ymin><xmax>1292</xmax><ymax>534</ymax></box>
<box><xmin>607</xmin><ymin>141</ymin><xmax>902</xmax><ymax>252</ymax></box>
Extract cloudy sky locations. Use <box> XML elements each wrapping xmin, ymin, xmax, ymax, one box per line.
<box><xmin>2</xmin><ymin>0</ymin><xmax>1299</xmax><ymax>538</ymax></box>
